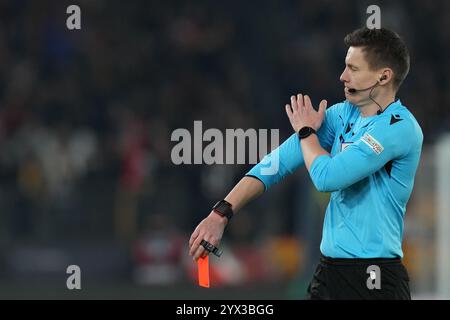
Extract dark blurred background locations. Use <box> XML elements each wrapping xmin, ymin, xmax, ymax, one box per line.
<box><xmin>0</xmin><ymin>0</ymin><xmax>449</xmax><ymax>299</ymax></box>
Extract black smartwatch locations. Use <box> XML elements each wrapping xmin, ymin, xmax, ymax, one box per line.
<box><xmin>212</xmin><ymin>200</ymin><xmax>234</xmax><ymax>222</ymax></box>
<box><xmin>298</xmin><ymin>126</ymin><xmax>317</xmax><ymax>140</ymax></box>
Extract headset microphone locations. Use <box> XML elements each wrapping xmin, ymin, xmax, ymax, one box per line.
<box><xmin>347</xmin><ymin>82</ymin><xmax>377</xmax><ymax>94</ymax></box>
<box><xmin>347</xmin><ymin>75</ymin><xmax>386</xmax><ymax>94</ymax></box>
<box><xmin>347</xmin><ymin>75</ymin><xmax>387</xmax><ymax>114</ymax></box>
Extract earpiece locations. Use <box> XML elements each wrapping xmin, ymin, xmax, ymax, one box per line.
<box><xmin>379</xmin><ymin>75</ymin><xmax>387</xmax><ymax>82</ymax></box>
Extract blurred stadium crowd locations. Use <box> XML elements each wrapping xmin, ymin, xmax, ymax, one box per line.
<box><xmin>0</xmin><ymin>0</ymin><xmax>449</xmax><ymax>296</ymax></box>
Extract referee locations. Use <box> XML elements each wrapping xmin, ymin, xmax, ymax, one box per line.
<box><xmin>189</xmin><ymin>27</ymin><xmax>423</xmax><ymax>300</ymax></box>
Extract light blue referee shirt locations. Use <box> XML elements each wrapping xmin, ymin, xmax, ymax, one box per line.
<box><xmin>246</xmin><ymin>99</ymin><xmax>423</xmax><ymax>258</ymax></box>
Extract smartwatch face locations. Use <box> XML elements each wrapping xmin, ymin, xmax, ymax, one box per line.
<box><xmin>214</xmin><ymin>201</ymin><xmax>232</xmax><ymax>220</ymax></box>
<box><xmin>299</xmin><ymin>127</ymin><xmax>312</xmax><ymax>138</ymax></box>
<box><xmin>216</xmin><ymin>203</ymin><xmax>226</xmax><ymax>213</ymax></box>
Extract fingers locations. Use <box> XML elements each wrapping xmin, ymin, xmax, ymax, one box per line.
<box><xmin>289</xmin><ymin>94</ymin><xmax>307</xmax><ymax>111</ymax></box>
<box><xmin>190</xmin><ymin>233</ymin><xmax>204</xmax><ymax>259</ymax></box>
<box><xmin>189</xmin><ymin>227</ymin><xmax>202</xmax><ymax>256</ymax></box>
<box><xmin>303</xmin><ymin>95</ymin><xmax>312</xmax><ymax>110</ymax></box>
<box><xmin>193</xmin><ymin>235</ymin><xmax>220</xmax><ymax>261</ymax></box>
<box><xmin>297</xmin><ymin>94</ymin><xmax>304</xmax><ymax>109</ymax></box>
<box><xmin>296</xmin><ymin>94</ymin><xmax>327</xmax><ymax>114</ymax></box>
<box><xmin>193</xmin><ymin>243</ymin><xmax>207</xmax><ymax>261</ymax></box>
<box><xmin>319</xmin><ymin>99</ymin><xmax>327</xmax><ymax>115</ymax></box>
<box><xmin>190</xmin><ymin>232</ymin><xmax>223</xmax><ymax>261</ymax></box>
<box><xmin>285</xmin><ymin>104</ymin><xmax>293</xmax><ymax>119</ymax></box>
<box><xmin>290</xmin><ymin>95</ymin><xmax>298</xmax><ymax>112</ymax></box>
<box><xmin>189</xmin><ymin>228</ymin><xmax>217</xmax><ymax>261</ymax></box>
<box><xmin>189</xmin><ymin>227</ymin><xmax>199</xmax><ymax>248</ymax></box>
<box><xmin>287</xmin><ymin>94</ymin><xmax>304</xmax><ymax>115</ymax></box>
<box><xmin>291</xmin><ymin>94</ymin><xmax>304</xmax><ymax>111</ymax></box>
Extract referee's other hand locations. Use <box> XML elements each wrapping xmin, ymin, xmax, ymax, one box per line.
<box><xmin>189</xmin><ymin>211</ymin><xmax>227</xmax><ymax>261</ymax></box>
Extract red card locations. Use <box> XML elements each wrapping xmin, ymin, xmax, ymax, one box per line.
<box><xmin>197</xmin><ymin>256</ymin><xmax>210</xmax><ymax>288</ymax></box>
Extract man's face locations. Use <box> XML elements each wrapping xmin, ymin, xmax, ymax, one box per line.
<box><xmin>340</xmin><ymin>47</ymin><xmax>380</xmax><ymax>105</ymax></box>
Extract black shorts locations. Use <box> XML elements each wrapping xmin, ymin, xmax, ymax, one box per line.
<box><xmin>305</xmin><ymin>254</ymin><xmax>411</xmax><ymax>300</ymax></box>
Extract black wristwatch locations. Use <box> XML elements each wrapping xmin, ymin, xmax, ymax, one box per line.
<box><xmin>298</xmin><ymin>126</ymin><xmax>317</xmax><ymax>140</ymax></box>
<box><xmin>212</xmin><ymin>200</ymin><xmax>234</xmax><ymax>222</ymax></box>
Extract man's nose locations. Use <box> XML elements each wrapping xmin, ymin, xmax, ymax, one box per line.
<box><xmin>340</xmin><ymin>70</ymin><xmax>348</xmax><ymax>83</ymax></box>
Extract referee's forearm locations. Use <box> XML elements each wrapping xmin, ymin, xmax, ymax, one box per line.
<box><xmin>223</xmin><ymin>176</ymin><xmax>265</xmax><ymax>214</ymax></box>
<box><xmin>301</xmin><ymin>134</ymin><xmax>329</xmax><ymax>171</ymax></box>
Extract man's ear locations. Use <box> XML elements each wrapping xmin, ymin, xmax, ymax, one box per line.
<box><xmin>379</xmin><ymin>68</ymin><xmax>393</xmax><ymax>84</ymax></box>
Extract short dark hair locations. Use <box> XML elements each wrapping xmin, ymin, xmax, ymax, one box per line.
<box><xmin>344</xmin><ymin>27</ymin><xmax>410</xmax><ymax>90</ymax></box>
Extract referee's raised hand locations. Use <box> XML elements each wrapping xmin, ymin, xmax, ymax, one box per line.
<box><xmin>189</xmin><ymin>211</ymin><xmax>227</xmax><ymax>261</ymax></box>
<box><xmin>285</xmin><ymin>94</ymin><xmax>327</xmax><ymax>132</ymax></box>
